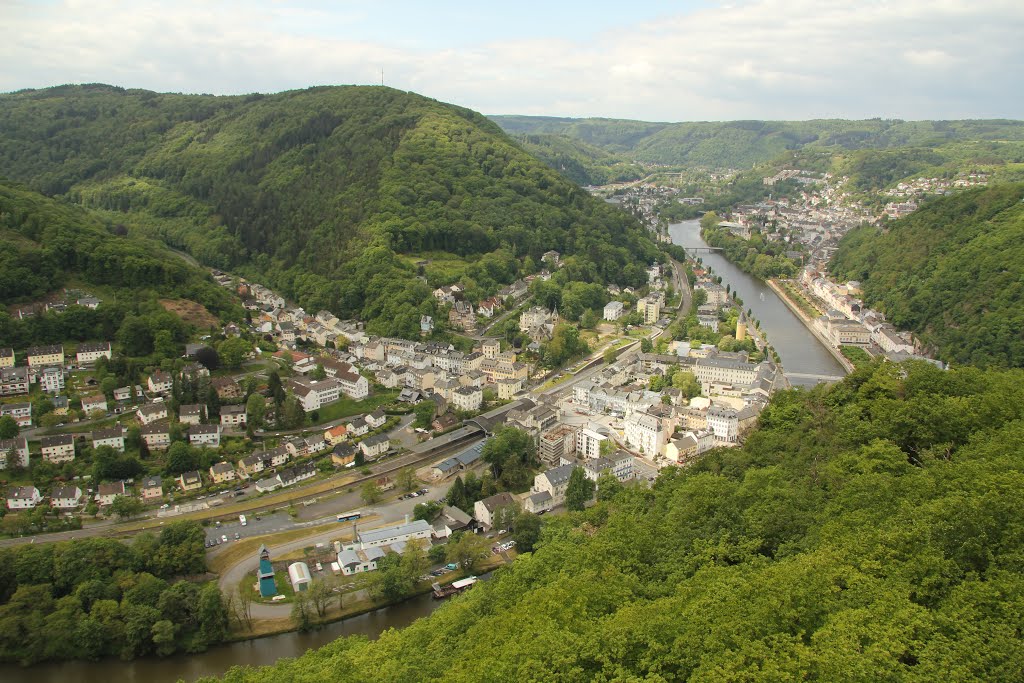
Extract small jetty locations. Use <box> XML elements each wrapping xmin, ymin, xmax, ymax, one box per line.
<box><xmin>432</xmin><ymin>576</ymin><xmax>478</xmax><ymax>599</ymax></box>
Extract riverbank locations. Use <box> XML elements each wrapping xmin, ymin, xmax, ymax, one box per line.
<box><xmin>766</xmin><ymin>279</ymin><xmax>855</xmax><ymax>374</ymax></box>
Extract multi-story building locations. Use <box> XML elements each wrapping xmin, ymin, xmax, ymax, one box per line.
<box><xmin>1</xmin><ymin>402</ymin><xmax>32</xmax><ymax>427</ymax></box>
<box><xmin>95</xmin><ymin>481</ymin><xmax>126</xmax><ymax>506</ymax></box>
<box><xmin>540</xmin><ymin>425</ymin><xmax>578</xmax><ymax>467</ymax></box>
<box><xmin>481</xmin><ymin>339</ymin><xmax>501</xmax><ymax>359</ymax></box>
<box><xmin>0</xmin><ymin>348</ymin><xmax>13</xmax><ymax>368</ymax></box>
<box><xmin>603</xmin><ymin>300</ymin><xmax>624</xmax><ymax>321</ymax></box>
<box><xmin>140</xmin><ymin>475</ymin><xmax>164</xmax><ymax>501</ymax></box>
<box><xmin>531</xmin><ymin>464</ymin><xmax>577</xmax><ymax>507</ymax></box>
<box><xmin>140</xmin><ymin>422</ymin><xmax>171</xmax><ymax>450</ymax></box>
<box><xmin>147</xmin><ymin>371</ymin><xmax>173</xmax><ymax>394</ymax></box>
<box><xmin>0</xmin><ymin>436</ymin><xmax>30</xmax><ymax>469</ymax></box>
<box><xmin>178</xmin><ymin>404</ymin><xmax>205</xmax><ymax>424</ymax></box>
<box><xmin>177</xmin><ymin>470</ymin><xmax>203</xmax><ymax>492</ymax></box>
<box><xmin>576</xmin><ymin>428</ymin><xmax>609</xmax><ymax>460</ymax></box>
<box><xmin>51</xmin><ymin>485</ymin><xmax>83</xmax><ymax>509</ymax></box>
<box><xmin>624</xmin><ymin>412</ymin><xmax>667</xmax><ymax>457</ymax></box>
<box><xmin>582</xmin><ymin>450</ymin><xmax>634</xmax><ymax>483</ymax></box>
<box><xmin>321</xmin><ymin>360</ymin><xmax>370</xmax><ymax>399</ymax></box>
<box><xmin>288</xmin><ymin>377</ymin><xmax>344</xmax><ymax>411</ymax></box>
<box><xmin>7</xmin><ymin>485</ymin><xmax>42</xmax><ymax>509</ymax></box>
<box><xmin>137</xmin><ymin>402</ymin><xmax>169</xmax><ymax>425</ymax></box>
<box><xmin>0</xmin><ymin>367</ymin><xmax>29</xmax><ymax>396</ymax></box>
<box><xmin>451</xmin><ymin>385</ymin><xmax>483</xmax><ymax>412</ymax></box>
<box><xmin>210</xmin><ymin>462</ymin><xmax>237</xmax><ymax>484</ymax></box>
<box><xmin>220</xmin><ymin>404</ymin><xmax>247</xmax><ymax>427</ymax></box>
<box><xmin>81</xmin><ymin>393</ymin><xmax>108</xmax><ymax>415</ymax></box>
<box><xmin>694</xmin><ymin>355</ymin><xmax>759</xmax><ymax>388</ymax></box>
<box><xmin>92</xmin><ymin>426</ymin><xmax>126</xmax><ymax>452</ymax></box>
<box><xmin>76</xmin><ymin>341</ymin><xmax>113</xmax><ymax>365</ymax></box>
<box><xmin>27</xmin><ymin>345</ymin><xmax>64</xmax><ymax>368</ymax></box>
<box><xmin>40</xmin><ymin>367</ymin><xmax>65</xmax><ymax>394</ymax></box>
<box><xmin>188</xmin><ymin>424</ymin><xmax>222</xmax><ymax>448</ymax></box>
<box><xmin>41</xmin><ymin>434</ymin><xmax>75</xmax><ymax>463</ymax></box>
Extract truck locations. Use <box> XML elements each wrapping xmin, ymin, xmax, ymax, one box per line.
<box><xmin>239</xmin><ymin>514</ymin><xmax>247</xmax><ymax>526</ymax></box>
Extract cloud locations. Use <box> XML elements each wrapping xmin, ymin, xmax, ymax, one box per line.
<box><xmin>1</xmin><ymin>0</ymin><xmax>1021</xmax><ymax>120</ymax></box>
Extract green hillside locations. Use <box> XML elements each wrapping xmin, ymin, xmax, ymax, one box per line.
<box><xmin>0</xmin><ymin>85</ymin><xmax>659</xmax><ymax>338</ymax></box>
<box><xmin>510</xmin><ymin>133</ymin><xmax>646</xmax><ymax>185</ymax></box>
<box><xmin>830</xmin><ymin>184</ymin><xmax>1024</xmax><ymax>367</ymax></box>
<box><xmin>0</xmin><ymin>180</ymin><xmax>242</xmax><ymax>350</ymax></box>
<box><xmin>490</xmin><ymin>115</ymin><xmax>1024</xmax><ymax>170</ymax></box>
<box><xmin>209</xmin><ymin>360</ymin><xmax>1024</xmax><ymax>682</ymax></box>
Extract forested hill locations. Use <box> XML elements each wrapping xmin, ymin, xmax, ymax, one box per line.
<box><xmin>490</xmin><ymin>115</ymin><xmax>1024</xmax><ymax>169</ymax></box>
<box><xmin>830</xmin><ymin>183</ymin><xmax>1024</xmax><ymax>368</ymax></box>
<box><xmin>210</xmin><ymin>360</ymin><xmax>1024</xmax><ymax>682</ymax></box>
<box><xmin>0</xmin><ymin>84</ymin><xmax>658</xmax><ymax>337</ymax></box>
<box><xmin>0</xmin><ymin>180</ymin><xmax>242</xmax><ymax>349</ymax></box>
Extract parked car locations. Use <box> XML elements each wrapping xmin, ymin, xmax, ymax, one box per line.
<box><xmin>221</xmin><ymin>534</ymin><xmax>228</xmax><ymax>543</ymax></box>
<box><xmin>234</xmin><ymin>532</ymin><xmax>240</xmax><ymax>540</ymax></box>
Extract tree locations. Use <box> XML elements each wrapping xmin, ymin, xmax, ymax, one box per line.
<box><xmin>413</xmin><ymin>401</ymin><xmax>436</xmax><ymax>429</ymax></box>
<box><xmin>245</xmin><ymin>393</ymin><xmax>265</xmax><ymax>429</ymax></box>
<box><xmin>513</xmin><ymin>511</ymin><xmax>542</xmax><ymax>552</ymax></box>
<box><xmin>166</xmin><ymin>442</ymin><xmax>197</xmax><ymax>475</ymax></box>
<box><xmin>0</xmin><ymin>416</ymin><xmax>18</xmax><ymax>439</ymax></box>
<box><xmin>194</xmin><ymin>346</ymin><xmax>220</xmax><ymax>371</ymax></box>
<box><xmin>396</xmin><ymin>467</ymin><xmax>417</xmax><ymax>492</ymax></box>
<box><xmin>267</xmin><ymin>371</ymin><xmax>286</xmax><ymax>406</ymax></box>
<box><xmin>565</xmin><ymin>467</ymin><xmax>595</xmax><ymax>511</ymax></box>
<box><xmin>308</xmin><ymin>579</ymin><xmax>332</xmax><ymax>618</ymax></box>
<box><xmin>595</xmin><ymin>470</ymin><xmax>624</xmax><ymax>502</ymax></box>
<box><xmin>218</xmin><ymin>337</ymin><xmax>251</xmax><ymax>370</ymax></box>
<box><xmin>445</xmin><ymin>532</ymin><xmax>490</xmax><ymax>573</ymax></box>
<box><xmin>604</xmin><ymin>347</ymin><xmax>618</xmax><ymax>365</ymax></box>
<box><xmin>151</xmin><ymin>619</ymin><xmax>177</xmax><ymax>656</ymax></box>
<box><xmin>110</xmin><ymin>495</ymin><xmax>145</xmax><ymax>520</ymax></box>
<box><xmin>360</xmin><ymin>481</ymin><xmax>383</xmax><ymax>504</ymax></box>
<box><xmin>279</xmin><ymin>395</ymin><xmax>306</xmax><ymax>430</ymax></box>
<box><xmin>291</xmin><ymin>591</ymin><xmax>313</xmax><ymax>631</ymax></box>
<box><xmin>235</xmin><ymin>582</ymin><xmax>253</xmax><ymax>631</ymax></box>
<box><xmin>309</xmin><ymin>365</ymin><xmax>327</xmax><ymax>381</ymax></box>
<box><xmin>640</xmin><ymin>337</ymin><xmax>653</xmax><ymax>353</ymax></box>
<box><xmin>671</xmin><ymin>370</ymin><xmax>702</xmax><ymax>399</ymax></box>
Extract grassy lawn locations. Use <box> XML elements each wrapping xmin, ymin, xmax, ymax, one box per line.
<box><xmin>777</xmin><ymin>280</ymin><xmax>824</xmax><ymax>319</ymax></box>
<box><xmin>840</xmin><ymin>345</ymin><xmax>873</xmax><ymax>369</ymax></box>
<box><xmin>312</xmin><ymin>391</ymin><xmax>399</xmax><ymax>425</ymax></box>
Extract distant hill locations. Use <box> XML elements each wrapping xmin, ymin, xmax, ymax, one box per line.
<box><xmin>830</xmin><ymin>183</ymin><xmax>1024</xmax><ymax>367</ymax></box>
<box><xmin>490</xmin><ymin>115</ymin><xmax>1024</xmax><ymax>170</ymax></box>
<box><xmin>0</xmin><ymin>179</ymin><xmax>242</xmax><ymax>349</ymax></box>
<box><xmin>509</xmin><ymin>133</ymin><xmax>646</xmax><ymax>185</ymax></box>
<box><xmin>0</xmin><ymin>85</ymin><xmax>658</xmax><ymax>338</ymax></box>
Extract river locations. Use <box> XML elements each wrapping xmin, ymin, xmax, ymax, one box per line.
<box><xmin>669</xmin><ymin>219</ymin><xmax>845</xmax><ymax>384</ymax></box>
<box><xmin>0</xmin><ymin>588</ymin><xmax>455</xmax><ymax>683</ymax></box>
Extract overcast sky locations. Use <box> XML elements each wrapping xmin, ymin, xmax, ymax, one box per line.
<box><xmin>3</xmin><ymin>0</ymin><xmax>1021</xmax><ymax>122</ymax></box>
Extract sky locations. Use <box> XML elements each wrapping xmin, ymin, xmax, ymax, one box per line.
<box><xmin>2</xmin><ymin>0</ymin><xmax>1022</xmax><ymax>122</ymax></box>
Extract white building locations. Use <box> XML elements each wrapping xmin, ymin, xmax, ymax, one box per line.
<box><xmin>603</xmin><ymin>301</ymin><xmax>624</xmax><ymax>321</ymax></box>
<box><xmin>147</xmin><ymin>371</ymin><xmax>173</xmax><ymax>394</ymax></box>
<box><xmin>531</xmin><ymin>464</ymin><xmax>578</xmax><ymax>508</ymax></box>
<box><xmin>289</xmin><ymin>377</ymin><xmax>345</xmax><ymax>411</ymax></box>
<box><xmin>40</xmin><ymin>367</ymin><xmax>65</xmax><ymax>394</ymax></box>
<box><xmin>583</xmin><ymin>451</ymin><xmax>634</xmax><ymax>483</ymax></box>
<box><xmin>288</xmin><ymin>562</ymin><xmax>312</xmax><ymax>592</ymax></box>
<box><xmin>473</xmin><ymin>492</ymin><xmax>517</xmax><ymax>530</ymax></box>
<box><xmin>137</xmin><ymin>402</ymin><xmax>169</xmax><ymax>425</ymax></box>
<box><xmin>41</xmin><ymin>434</ymin><xmax>75</xmax><ymax>463</ymax></box>
<box><xmin>452</xmin><ymin>385</ymin><xmax>483</xmax><ymax>412</ymax></box>
<box><xmin>576</xmin><ymin>428</ymin><xmax>609</xmax><ymax>459</ymax></box>
<box><xmin>188</xmin><ymin>424</ymin><xmax>222</xmax><ymax>448</ymax></box>
<box><xmin>92</xmin><ymin>426</ymin><xmax>126</xmax><ymax>452</ymax></box>
<box><xmin>355</xmin><ymin>519</ymin><xmax>433</xmax><ymax>549</ymax></box>
<box><xmin>7</xmin><ymin>486</ymin><xmax>42</xmax><ymax>509</ymax></box>
<box><xmin>0</xmin><ymin>437</ymin><xmax>30</xmax><ymax>469</ymax></box>
<box><xmin>76</xmin><ymin>341</ymin><xmax>112</xmax><ymax>365</ymax></box>
<box><xmin>81</xmin><ymin>393</ymin><xmax>108</xmax><ymax>415</ymax></box>
<box><xmin>336</xmin><ymin>546</ymin><xmax>386</xmax><ymax>575</ymax></box>
<box><xmin>220</xmin><ymin>404</ymin><xmax>247</xmax><ymax>427</ymax></box>
<box><xmin>51</xmin><ymin>485</ymin><xmax>82</xmax><ymax>509</ymax></box>
<box><xmin>624</xmin><ymin>412</ymin><xmax>666</xmax><ymax>457</ymax></box>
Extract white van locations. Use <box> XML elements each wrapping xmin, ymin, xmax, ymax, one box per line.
<box><xmin>239</xmin><ymin>515</ymin><xmax>247</xmax><ymax>526</ymax></box>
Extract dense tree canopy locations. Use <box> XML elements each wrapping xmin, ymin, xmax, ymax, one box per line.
<box><xmin>830</xmin><ymin>183</ymin><xmax>1024</xmax><ymax>367</ymax></box>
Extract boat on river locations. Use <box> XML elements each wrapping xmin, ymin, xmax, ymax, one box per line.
<box><xmin>432</xmin><ymin>576</ymin><xmax>477</xmax><ymax>599</ymax></box>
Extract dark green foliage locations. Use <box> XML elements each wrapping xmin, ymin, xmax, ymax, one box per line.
<box><xmin>204</xmin><ymin>361</ymin><xmax>1024</xmax><ymax>681</ymax></box>
<box><xmin>510</xmin><ymin>133</ymin><xmax>645</xmax><ymax>185</ymax></box>
<box><xmin>0</xmin><ymin>521</ymin><xmax>223</xmax><ymax>663</ymax></box>
<box><xmin>0</xmin><ymin>85</ymin><xmax>659</xmax><ymax>337</ymax></box>
<box><xmin>830</xmin><ymin>183</ymin><xmax>1024</xmax><ymax>367</ymax></box>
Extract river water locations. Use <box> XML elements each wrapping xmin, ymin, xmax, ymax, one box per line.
<box><xmin>0</xmin><ymin>589</ymin><xmax>450</xmax><ymax>683</ymax></box>
<box><xmin>669</xmin><ymin>220</ymin><xmax>845</xmax><ymax>384</ymax></box>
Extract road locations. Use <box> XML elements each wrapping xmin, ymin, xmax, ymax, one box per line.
<box><xmin>216</xmin><ymin>482</ymin><xmax>453</xmax><ymax>618</ymax></box>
